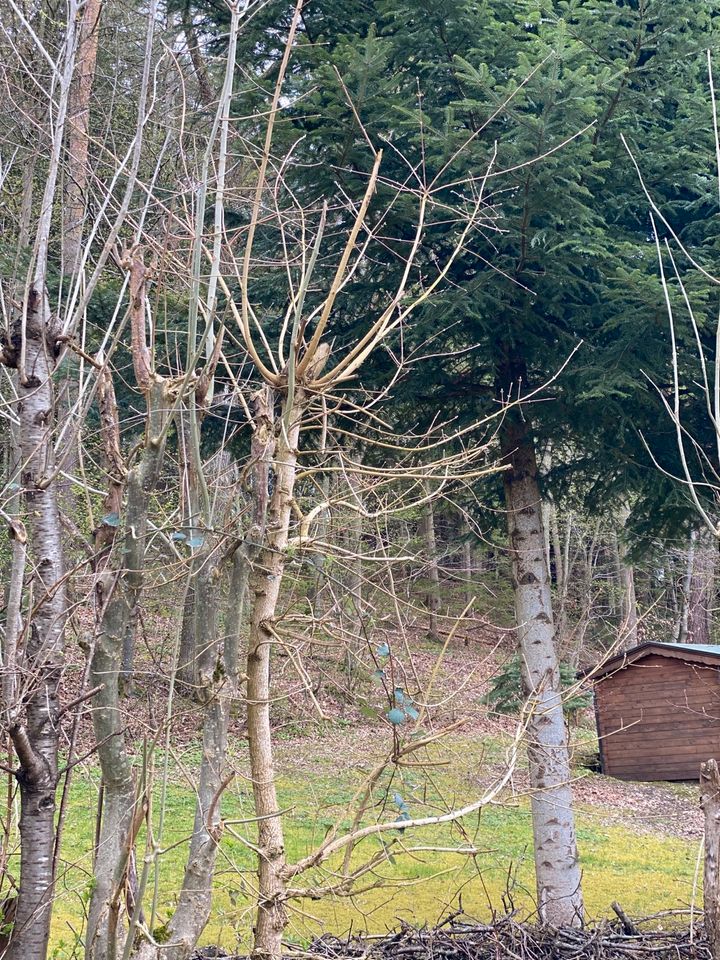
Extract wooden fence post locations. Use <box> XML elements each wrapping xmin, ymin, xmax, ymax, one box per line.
<box><xmin>701</xmin><ymin>759</ymin><xmax>720</xmax><ymax>959</ymax></box>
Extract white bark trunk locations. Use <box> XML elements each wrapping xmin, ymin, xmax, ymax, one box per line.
<box><xmin>501</xmin><ymin>415</ymin><xmax>583</xmax><ymax>927</ymax></box>
<box><xmin>6</xmin><ymin>289</ymin><xmax>68</xmax><ymax>960</ymax></box>
<box><xmin>3</xmin><ymin>395</ymin><xmax>26</xmax><ymax>711</ymax></box>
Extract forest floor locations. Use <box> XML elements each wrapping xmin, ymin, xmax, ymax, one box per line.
<box><xmin>43</xmin><ymin>591</ymin><xmax>705</xmax><ymax>957</ymax></box>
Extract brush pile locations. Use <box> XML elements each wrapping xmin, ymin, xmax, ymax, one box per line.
<box><xmin>299</xmin><ymin>913</ymin><xmax>711</xmax><ymax>960</ymax></box>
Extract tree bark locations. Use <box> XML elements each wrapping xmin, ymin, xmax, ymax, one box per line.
<box><xmin>620</xmin><ymin>564</ymin><xmax>638</xmax><ymax>646</ymax></box>
<box><xmin>461</xmin><ymin>516</ymin><xmax>474</xmax><ymax>612</ymax></box>
<box><xmin>701</xmin><ymin>759</ymin><xmax>720</xmax><ymax>960</ymax></box>
<box><xmin>176</xmin><ymin>408</ymin><xmax>202</xmax><ymax>693</ymax></box>
<box><xmin>541</xmin><ymin>500</ymin><xmax>553</xmax><ymax>582</ymax></box>
<box><xmin>500</xmin><ymin>409</ymin><xmax>584</xmax><ymax>927</ymax></box>
<box><xmin>155</xmin><ymin>477</ymin><xmax>246</xmax><ymax>959</ymax></box>
<box><xmin>177</xmin><ymin>577</ymin><xmax>198</xmax><ymax>692</ymax></box>
<box><xmin>132</xmin><ymin>467</ymin><xmax>243</xmax><ymax>960</ymax></box>
<box><xmin>2</xmin><ymin>6</ymin><xmax>80</xmax><ymax>950</ymax></box>
<box><xmin>3</xmin><ymin>390</ymin><xmax>26</xmax><ymax>713</ymax></box>
<box><xmin>551</xmin><ymin>506</ymin><xmax>564</xmax><ymax>589</ymax></box>
<box><xmin>554</xmin><ymin>514</ymin><xmax>572</xmax><ymax>655</ymax></box>
<box><xmin>57</xmin><ymin>0</ymin><xmax>103</xmax><ymax>505</ymax></box>
<box><xmin>155</xmin><ymin>540</ymin><xmax>237</xmax><ymax>960</ymax></box>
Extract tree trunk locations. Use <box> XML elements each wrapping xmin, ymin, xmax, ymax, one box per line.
<box><xmin>3</xmin><ymin>6</ymin><xmax>81</xmax><ymax>949</ymax></box>
<box><xmin>552</xmin><ymin>507</ymin><xmax>564</xmax><ymax>590</ymax></box>
<box><xmin>86</xmin><ymin>249</ymin><xmax>170</xmax><ymax>960</ymax></box>
<box><xmin>58</xmin><ymin>0</ymin><xmax>103</xmax><ymax>506</ymax></box>
<box><xmin>120</xmin><ymin>607</ymin><xmax>139</xmax><ymax>696</ymax></box>
<box><xmin>686</xmin><ymin>531</ymin><xmax>716</xmax><ymax>645</ymax></box>
<box><xmin>86</xmin><ymin>380</ymin><xmax>170</xmax><ymax>960</ymax></box>
<box><xmin>6</xmin><ymin>289</ymin><xmax>68</xmax><ymax>960</ymax></box>
<box><xmin>224</xmin><ymin>535</ymin><xmax>253</xmax><ymax>684</ymax></box>
<box><xmin>677</xmin><ymin>531</ymin><xmax>696</xmax><ymax>642</ymax></box>
<box><xmin>541</xmin><ymin>500</ymin><xmax>553</xmax><ymax>582</ymax></box>
<box><xmin>175</xmin><ymin>410</ymin><xmax>218</xmax><ymax>698</ymax></box>
<box><xmin>500</xmin><ymin>412</ymin><xmax>584</xmax><ymax>927</ymax></box>
<box><xmin>177</xmin><ymin>577</ymin><xmax>198</xmax><ymax>692</ymax></box>
<box><xmin>342</xmin><ymin>470</ymin><xmax>364</xmax><ymax>679</ymax></box>
<box><xmin>620</xmin><ymin>563</ymin><xmax>638</xmax><ymax>646</ymax></box>
<box><xmin>175</xmin><ymin>408</ymin><xmax>200</xmax><ymax>693</ymax></box>
<box><xmin>554</xmin><ymin>513</ymin><xmax>571</xmax><ymax>656</ymax></box>
<box><xmin>419</xmin><ymin>492</ymin><xmax>441</xmax><ymax>641</ymax></box>
<box><xmin>159</xmin><ymin>696</ymin><xmax>228</xmax><ymax>959</ymax></box>
<box><xmin>616</xmin><ymin>507</ymin><xmax>638</xmax><ymax>648</ymax></box>
<box><xmin>245</xmin><ymin>387</ymin><xmax>302</xmax><ymax>959</ymax></box>
<box><xmin>3</xmin><ymin>391</ymin><xmax>26</xmax><ymax>714</ymax></box>
<box><xmin>461</xmin><ymin>518</ymin><xmax>474</xmax><ymax>611</ymax></box>
<box><xmin>63</xmin><ymin>0</ymin><xmax>102</xmax><ymax>276</ymax></box>
<box><xmin>156</xmin><ymin>540</ymin><xmax>237</xmax><ymax>960</ymax></box>
<box><xmin>307</xmin><ymin>473</ymin><xmax>331</xmax><ymax>620</ymax></box>
<box><xmin>132</xmin><ymin>471</ymin><xmax>243</xmax><ymax>960</ymax></box>
<box><xmin>701</xmin><ymin>759</ymin><xmax>720</xmax><ymax>960</ymax></box>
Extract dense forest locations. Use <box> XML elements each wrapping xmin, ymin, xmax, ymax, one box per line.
<box><xmin>3</xmin><ymin>1</ymin><xmax>720</xmax><ymax>959</ymax></box>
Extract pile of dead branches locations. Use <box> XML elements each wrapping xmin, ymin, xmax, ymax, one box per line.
<box><xmin>292</xmin><ymin>913</ymin><xmax>711</xmax><ymax>960</ymax></box>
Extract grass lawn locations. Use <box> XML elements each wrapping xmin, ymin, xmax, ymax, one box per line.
<box><xmin>42</xmin><ymin>730</ymin><xmax>701</xmax><ymax>959</ymax></box>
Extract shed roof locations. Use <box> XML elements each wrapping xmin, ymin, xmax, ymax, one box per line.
<box><xmin>582</xmin><ymin>641</ymin><xmax>720</xmax><ymax>681</ymax></box>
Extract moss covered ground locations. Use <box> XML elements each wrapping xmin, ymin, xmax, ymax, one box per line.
<box><xmin>43</xmin><ymin>729</ymin><xmax>701</xmax><ymax>959</ymax></box>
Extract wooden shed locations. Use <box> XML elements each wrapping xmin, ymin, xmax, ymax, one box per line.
<box><xmin>588</xmin><ymin>642</ymin><xmax>720</xmax><ymax>781</ymax></box>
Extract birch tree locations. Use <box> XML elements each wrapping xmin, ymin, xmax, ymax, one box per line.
<box><xmin>0</xmin><ymin>6</ymin><xmax>83</xmax><ymax>955</ymax></box>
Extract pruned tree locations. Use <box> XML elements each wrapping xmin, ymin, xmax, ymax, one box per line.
<box><xmin>165</xmin><ymin>4</ymin><xmax>525</xmax><ymax>955</ymax></box>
